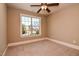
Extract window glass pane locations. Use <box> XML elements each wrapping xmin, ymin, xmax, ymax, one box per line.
<box><xmin>32</xmin><ymin>18</ymin><xmax>40</xmax><ymax>27</ymax></box>
<box><xmin>32</xmin><ymin>26</ymin><xmax>40</xmax><ymax>35</ymax></box>
<box><xmin>21</xmin><ymin>16</ymin><xmax>31</xmax><ymax>36</ymax></box>
<box><xmin>21</xmin><ymin>15</ymin><xmax>41</xmax><ymax>37</ymax></box>
<box><xmin>21</xmin><ymin>16</ymin><xmax>31</xmax><ymax>22</ymax></box>
<box><xmin>22</xmin><ymin>24</ymin><xmax>26</xmax><ymax>34</ymax></box>
<box><xmin>31</xmin><ymin>18</ymin><xmax>40</xmax><ymax>36</ymax></box>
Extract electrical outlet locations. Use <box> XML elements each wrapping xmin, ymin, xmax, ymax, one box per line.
<box><xmin>73</xmin><ymin>40</ymin><xmax>76</xmax><ymax>44</ymax></box>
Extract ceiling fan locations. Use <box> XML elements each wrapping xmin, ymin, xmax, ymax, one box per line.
<box><xmin>30</xmin><ymin>3</ymin><xmax>59</xmax><ymax>13</ymax></box>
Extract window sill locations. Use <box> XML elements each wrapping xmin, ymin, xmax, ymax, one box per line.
<box><xmin>20</xmin><ymin>34</ymin><xmax>41</xmax><ymax>39</ymax></box>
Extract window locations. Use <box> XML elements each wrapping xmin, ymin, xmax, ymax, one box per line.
<box><xmin>20</xmin><ymin>14</ymin><xmax>41</xmax><ymax>37</ymax></box>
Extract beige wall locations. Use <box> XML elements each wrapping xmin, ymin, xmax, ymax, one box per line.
<box><xmin>7</xmin><ymin>7</ymin><xmax>47</xmax><ymax>43</ymax></box>
<box><xmin>0</xmin><ymin>4</ymin><xmax>7</xmax><ymax>55</ymax></box>
<box><xmin>47</xmin><ymin>4</ymin><xmax>79</xmax><ymax>46</ymax></box>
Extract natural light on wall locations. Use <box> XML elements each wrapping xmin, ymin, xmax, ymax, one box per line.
<box><xmin>20</xmin><ymin>14</ymin><xmax>41</xmax><ymax>37</ymax></box>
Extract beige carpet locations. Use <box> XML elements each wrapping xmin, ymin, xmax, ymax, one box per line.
<box><xmin>6</xmin><ymin>40</ymin><xmax>79</xmax><ymax>56</ymax></box>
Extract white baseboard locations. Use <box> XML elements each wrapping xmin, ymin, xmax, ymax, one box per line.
<box><xmin>8</xmin><ymin>37</ymin><xmax>79</xmax><ymax>51</ymax></box>
<box><xmin>47</xmin><ymin>38</ymin><xmax>79</xmax><ymax>50</ymax></box>
<box><xmin>8</xmin><ymin>38</ymin><xmax>47</xmax><ymax>47</ymax></box>
<box><xmin>2</xmin><ymin>46</ymin><xmax>8</xmax><ymax>56</ymax></box>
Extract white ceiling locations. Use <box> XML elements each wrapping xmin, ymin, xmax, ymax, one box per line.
<box><xmin>7</xmin><ymin>3</ymin><xmax>77</xmax><ymax>15</ymax></box>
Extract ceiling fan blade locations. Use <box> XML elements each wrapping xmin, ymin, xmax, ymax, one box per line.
<box><xmin>46</xmin><ymin>8</ymin><xmax>51</xmax><ymax>13</ymax></box>
<box><xmin>47</xmin><ymin>3</ymin><xmax>59</xmax><ymax>6</ymax></box>
<box><xmin>30</xmin><ymin>5</ymin><xmax>41</xmax><ymax>7</ymax></box>
<box><xmin>37</xmin><ymin>8</ymin><xmax>41</xmax><ymax>13</ymax></box>
<box><xmin>41</xmin><ymin>3</ymin><xmax>47</xmax><ymax>5</ymax></box>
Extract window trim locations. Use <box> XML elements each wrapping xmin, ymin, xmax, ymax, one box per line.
<box><xmin>20</xmin><ymin>14</ymin><xmax>41</xmax><ymax>38</ymax></box>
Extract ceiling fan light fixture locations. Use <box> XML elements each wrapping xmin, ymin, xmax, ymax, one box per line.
<box><xmin>41</xmin><ymin>5</ymin><xmax>47</xmax><ymax>10</ymax></box>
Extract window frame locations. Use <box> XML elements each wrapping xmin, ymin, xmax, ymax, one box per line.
<box><xmin>20</xmin><ymin>14</ymin><xmax>41</xmax><ymax>38</ymax></box>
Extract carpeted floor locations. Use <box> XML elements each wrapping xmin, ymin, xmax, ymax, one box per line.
<box><xmin>5</xmin><ymin>40</ymin><xmax>79</xmax><ymax>56</ymax></box>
